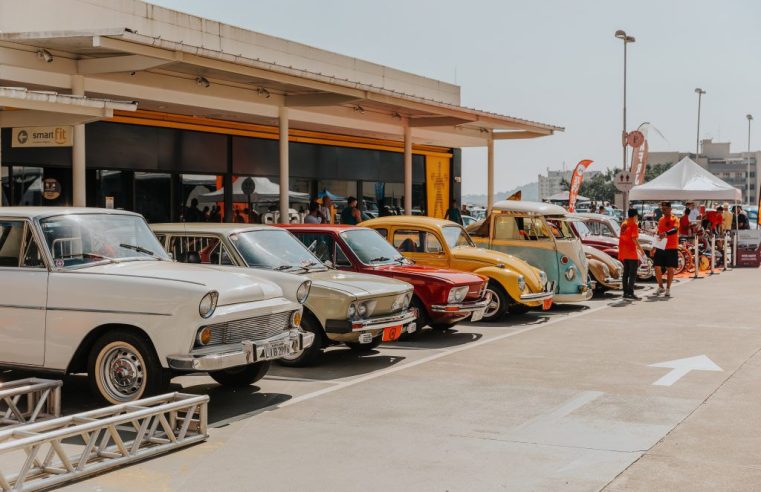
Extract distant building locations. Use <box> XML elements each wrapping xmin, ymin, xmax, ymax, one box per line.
<box><xmin>648</xmin><ymin>138</ymin><xmax>761</xmax><ymax>204</ymax></box>
<box><xmin>538</xmin><ymin>168</ymin><xmax>601</xmax><ymax>200</ymax></box>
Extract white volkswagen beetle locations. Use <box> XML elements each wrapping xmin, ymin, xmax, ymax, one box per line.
<box><xmin>0</xmin><ymin>208</ymin><xmax>314</xmax><ymax>404</ymax></box>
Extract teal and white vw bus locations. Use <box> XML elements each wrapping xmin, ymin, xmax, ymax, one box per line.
<box><xmin>466</xmin><ymin>201</ymin><xmax>593</xmax><ymax>303</ymax></box>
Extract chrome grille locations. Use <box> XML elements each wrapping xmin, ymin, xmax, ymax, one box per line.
<box><xmin>204</xmin><ymin>311</ymin><xmax>292</xmax><ymax>345</ymax></box>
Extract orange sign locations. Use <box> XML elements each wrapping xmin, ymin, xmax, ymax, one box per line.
<box><xmin>568</xmin><ymin>159</ymin><xmax>593</xmax><ymax>212</ymax></box>
<box><xmin>425</xmin><ymin>156</ymin><xmax>450</xmax><ymax>218</ymax></box>
<box><xmin>382</xmin><ymin>325</ymin><xmax>403</xmax><ymax>342</ymax></box>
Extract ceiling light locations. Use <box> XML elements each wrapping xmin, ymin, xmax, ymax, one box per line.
<box><xmin>256</xmin><ymin>87</ymin><xmax>271</xmax><ymax>98</ymax></box>
<box><xmin>36</xmin><ymin>49</ymin><xmax>53</xmax><ymax>63</ymax></box>
<box><xmin>195</xmin><ymin>76</ymin><xmax>210</xmax><ymax>88</ymax></box>
<box><xmin>353</xmin><ymin>105</ymin><xmax>365</xmax><ymax>114</ymax></box>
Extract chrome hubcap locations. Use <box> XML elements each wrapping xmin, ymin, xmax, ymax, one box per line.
<box><xmin>483</xmin><ymin>290</ymin><xmax>500</xmax><ymax>318</ymax></box>
<box><xmin>102</xmin><ymin>345</ymin><xmax>144</xmax><ymax>401</ymax></box>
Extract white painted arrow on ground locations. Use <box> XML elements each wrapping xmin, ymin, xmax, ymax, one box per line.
<box><xmin>648</xmin><ymin>355</ymin><xmax>723</xmax><ymax>386</ymax></box>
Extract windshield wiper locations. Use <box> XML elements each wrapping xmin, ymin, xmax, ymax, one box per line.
<box><xmin>273</xmin><ymin>264</ymin><xmax>294</xmax><ymax>271</ymax></box>
<box><xmin>120</xmin><ymin>243</ymin><xmax>154</xmax><ymax>256</ymax></box>
<box><xmin>369</xmin><ymin>256</ymin><xmax>390</xmax><ymax>263</ymax></box>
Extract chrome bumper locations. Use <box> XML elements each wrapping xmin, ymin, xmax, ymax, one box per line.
<box><xmin>350</xmin><ymin>308</ymin><xmax>418</xmax><ymax>332</ymax></box>
<box><xmin>519</xmin><ymin>290</ymin><xmax>555</xmax><ymax>302</ymax></box>
<box><xmin>431</xmin><ymin>298</ymin><xmax>490</xmax><ymax>313</ymax></box>
<box><xmin>167</xmin><ymin>329</ymin><xmax>315</xmax><ymax>372</ymax></box>
<box><xmin>603</xmin><ymin>277</ymin><xmax>623</xmax><ymax>288</ymax></box>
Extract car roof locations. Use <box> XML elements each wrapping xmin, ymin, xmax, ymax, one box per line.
<box><xmin>362</xmin><ymin>216</ymin><xmax>456</xmax><ymax>228</ymax></box>
<box><xmin>492</xmin><ymin>200</ymin><xmax>568</xmax><ymax>215</ymax></box>
<box><xmin>151</xmin><ymin>222</ymin><xmax>281</xmax><ymax>234</ymax></box>
<box><xmin>573</xmin><ymin>213</ymin><xmax>614</xmax><ymax>221</ymax></box>
<box><xmin>279</xmin><ymin>224</ymin><xmax>358</xmax><ymax>233</ymax></box>
<box><xmin>0</xmin><ymin>207</ymin><xmax>140</xmax><ymax>219</ymax></box>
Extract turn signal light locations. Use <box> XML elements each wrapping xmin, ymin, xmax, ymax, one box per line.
<box><xmin>196</xmin><ymin>327</ymin><xmax>212</xmax><ymax>346</ymax></box>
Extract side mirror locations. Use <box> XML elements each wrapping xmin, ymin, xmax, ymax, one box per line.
<box><xmin>323</xmin><ymin>260</ymin><xmax>334</xmax><ymax>268</ymax></box>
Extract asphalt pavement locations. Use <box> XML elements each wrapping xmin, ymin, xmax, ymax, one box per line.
<box><xmin>3</xmin><ymin>268</ymin><xmax>759</xmax><ymax>491</ymax></box>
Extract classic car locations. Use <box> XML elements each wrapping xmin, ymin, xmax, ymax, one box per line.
<box><xmin>281</xmin><ymin>224</ymin><xmax>490</xmax><ymax>331</ymax></box>
<box><xmin>151</xmin><ymin>223</ymin><xmax>417</xmax><ymax>366</ymax></box>
<box><xmin>0</xmin><ymin>208</ymin><xmax>313</xmax><ymax>404</ymax></box>
<box><xmin>361</xmin><ymin>216</ymin><xmax>553</xmax><ymax>321</ymax></box>
<box><xmin>465</xmin><ymin>201</ymin><xmax>593</xmax><ymax>303</ymax></box>
<box><xmin>571</xmin><ymin>213</ymin><xmax>655</xmax><ymax>280</ymax></box>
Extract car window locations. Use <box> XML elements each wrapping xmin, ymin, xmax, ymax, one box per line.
<box><xmin>335</xmin><ymin>244</ymin><xmax>352</xmax><ymax>267</ymax></box>
<box><xmin>169</xmin><ymin>235</ymin><xmax>235</xmax><ymax>265</ymax></box>
<box><xmin>375</xmin><ymin>228</ymin><xmax>388</xmax><ymax>239</ymax></box>
<box><xmin>0</xmin><ymin>220</ymin><xmax>24</xmax><ymax>267</ymax></box>
<box><xmin>21</xmin><ymin>225</ymin><xmax>45</xmax><ymax>269</ymax></box>
<box><xmin>494</xmin><ymin>215</ymin><xmax>551</xmax><ymax>241</ymax></box>
<box><xmin>467</xmin><ymin>218</ymin><xmax>490</xmax><ymax>238</ymax></box>
<box><xmin>393</xmin><ymin>229</ymin><xmax>442</xmax><ymax>253</ymax></box>
<box><xmin>441</xmin><ymin>225</ymin><xmax>475</xmax><ymax>248</ymax></box>
<box><xmin>293</xmin><ymin>232</ymin><xmax>335</xmax><ymax>264</ymax></box>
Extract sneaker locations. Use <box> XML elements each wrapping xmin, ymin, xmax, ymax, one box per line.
<box><xmin>629</xmin><ymin>294</ymin><xmax>641</xmax><ymax>300</ymax></box>
<box><xmin>665</xmin><ymin>289</ymin><xmax>671</xmax><ymax>298</ymax></box>
<box><xmin>655</xmin><ymin>287</ymin><xmax>665</xmax><ymax>296</ymax></box>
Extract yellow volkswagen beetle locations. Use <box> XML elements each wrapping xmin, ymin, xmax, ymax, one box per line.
<box><xmin>362</xmin><ymin>216</ymin><xmax>554</xmax><ymax>321</ymax></box>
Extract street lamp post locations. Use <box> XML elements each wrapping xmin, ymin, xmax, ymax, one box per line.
<box><xmin>695</xmin><ymin>88</ymin><xmax>706</xmax><ymax>156</ymax></box>
<box><xmin>747</xmin><ymin>114</ymin><xmax>753</xmax><ymax>204</ymax></box>
<box><xmin>615</xmin><ymin>30</ymin><xmax>635</xmax><ymax>211</ymax></box>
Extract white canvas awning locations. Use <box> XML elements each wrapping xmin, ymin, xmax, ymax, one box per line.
<box><xmin>629</xmin><ymin>156</ymin><xmax>742</xmax><ymax>201</ymax></box>
<box><xmin>546</xmin><ymin>191</ymin><xmax>590</xmax><ymax>202</ymax></box>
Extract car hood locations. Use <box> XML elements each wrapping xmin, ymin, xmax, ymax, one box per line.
<box><xmin>306</xmin><ymin>269</ymin><xmax>411</xmax><ymax>298</ymax></box>
<box><xmin>373</xmin><ymin>263</ymin><xmax>484</xmax><ymax>285</ymax></box>
<box><xmin>582</xmin><ymin>235</ymin><xmax>618</xmax><ymax>249</ymax></box>
<box><xmin>83</xmin><ymin>260</ymin><xmax>283</xmax><ymax>305</ymax></box>
<box><xmin>584</xmin><ymin>246</ymin><xmax>620</xmax><ymax>273</ymax></box>
<box><xmin>450</xmin><ymin>246</ymin><xmax>542</xmax><ymax>285</ymax></box>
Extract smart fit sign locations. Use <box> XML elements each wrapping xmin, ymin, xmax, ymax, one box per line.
<box><xmin>11</xmin><ymin>126</ymin><xmax>73</xmax><ymax>147</ymax></box>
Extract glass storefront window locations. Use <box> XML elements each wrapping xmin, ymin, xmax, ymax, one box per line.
<box><xmin>361</xmin><ymin>181</ymin><xmax>426</xmax><ymax>217</ymax></box>
<box><xmin>12</xmin><ymin>167</ymin><xmax>43</xmax><ymax>206</ymax></box>
<box><xmin>135</xmin><ymin>172</ymin><xmax>172</xmax><ymax>223</ymax></box>
<box><xmin>318</xmin><ymin>179</ymin><xmax>356</xmax><ymax>222</ymax></box>
<box><xmin>1</xmin><ymin>167</ymin><xmax>9</xmax><ymax>206</ymax></box>
<box><xmin>179</xmin><ymin>174</ymin><xmax>223</xmax><ymax>223</ymax></box>
<box><xmin>228</xmin><ymin>175</ymin><xmax>312</xmax><ymax>224</ymax></box>
<box><xmin>97</xmin><ymin>170</ymin><xmax>132</xmax><ymax>211</ymax></box>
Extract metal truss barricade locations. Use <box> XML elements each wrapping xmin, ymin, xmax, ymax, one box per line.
<box><xmin>0</xmin><ymin>379</ymin><xmax>62</xmax><ymax>428</ymax></box>
<box><xmin>0</xmin><ymin>392</ymin><xmax>209</xmax><ymax>491</ymax></box>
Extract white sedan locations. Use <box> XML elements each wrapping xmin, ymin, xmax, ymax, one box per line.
<box><xmin>0</xmin><ymin>208</ymin><xmax>314</xmax><ymax>404</ymax></box>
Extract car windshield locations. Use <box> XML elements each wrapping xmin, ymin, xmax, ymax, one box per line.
<box><xmin>547</xmin><ymin>218</ymin><xmax>577</xmax><ymax>240</ymax></box>
<box><xmin>231</xmin><ymin>229</ymin><xmax>325</xmax><ymax>271</ymax></box>
<box><xmin>572</xmin><ymin>220</ymin><xmax>592</xmax><ymax>238</ymax></box>
<box><xmin>441</xmin><ymin>225</ymin><xmax>475</xmax><ymax>248</ymax></box>
<box><xmin>39</xmin><ymin>213</ymin><xmax>169</xmax><ymax>268</ymax></box>
<box><xmin>341</xmin><ymin>228</ymin><xmax>406</xmax><ymax>265</ymax></box>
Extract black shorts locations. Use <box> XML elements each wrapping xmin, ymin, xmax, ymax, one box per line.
<box><xmin>653</xmin><ymin>248</ymin><xmax>679</xmax><ymax>268</ymax></box>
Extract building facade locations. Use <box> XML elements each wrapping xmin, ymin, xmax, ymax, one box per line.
<box><xmin>538</xmin><ymin>168</ymin><xmax>601</xmax><ymax>200</ymax></box>
<box><xmin>0</xmin><ymin>0</ymin><xmax>560</xmax><ymax>222</ymax></box>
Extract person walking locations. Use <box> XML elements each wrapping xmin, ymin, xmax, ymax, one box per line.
<box><xmin>653</xmin><ymin>201</ymin><xmax>679</xmax><ymax>297</ymax></box>
<box><xmin>340</xmin><ymin>196</ymin><xmax>362</xmax><ymax>225</ymax></box>
<box><xmin>444</xmin><ymin>199</ymin><xmax>463</xmax><ymax>225</ymax></box>
<box><xmin>619</xmin><ymin>209</ymin><xmax>645</xmax><ymax>300</ymax></box>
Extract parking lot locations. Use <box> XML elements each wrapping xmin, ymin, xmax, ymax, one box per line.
<box><xmin>2</xmin><ymin>268</ymin><xmax>759</xmax><ymax>491</ymax></box>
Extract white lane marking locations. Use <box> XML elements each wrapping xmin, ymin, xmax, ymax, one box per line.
<box><xmin>514</xmin><ymin>391</ymin><xmax>605</xmax><ymax>432</ymax></box>
<box><xmin>258</xmin><ymin>303</ymin><xmax>615</xmax><ymax>413</ymax></box>
<box><xmin>649</xmin><ymin>355</ymin><xmax>723</xmax><ymax>386</ymax></box>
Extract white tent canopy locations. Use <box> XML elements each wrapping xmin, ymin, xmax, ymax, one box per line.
<box><xmin>546</xmin><ymin>191</ymin><xmax>590</xmax><ymax>202</ymax></box>
<box><xmin>197</xmin><ymin>177</ymin><xmax>310</xmax><ymax>204</ymax></box>
<box><xmin>629</xmin><ymin>156</ymin><xmax>742</xmax><ymax>201</ymax></box>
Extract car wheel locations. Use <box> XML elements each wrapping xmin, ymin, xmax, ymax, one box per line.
<box><xmin>482</xmin><ymin>281</ymin><xmax>509</xmax><ymax>322</ymax></box>
<box><xmin>431</xmin><ymin>321</ymin><xmax>458</xmax><ymax>330</ymax></box>
<box><xmin>402</xmin><ymin>296</ymin><xmax>428</xmax><ymax>338</ymax></box>
<box><xmin>277</xmin><ymin>313</ymin><xmax>325</xmax><ymax>367</ymax></box>
<box><xmin>346</xmin><ymin>335</ymin><xmax>383</xmax><ymax>351</ymax></box>
<box><xmin>507</xmin><ymin>303</ymin><xmax>531</xmax><ymax>315</ymax></box>
<box><xmin>88</xmin><ymin>330</ymin><xmax>169</xmax><ymax>405</ymax></box>
<box><xmin>209</xmin><ymin>361</ymin><xmax>271</xmax><ymax>387</ymax></box>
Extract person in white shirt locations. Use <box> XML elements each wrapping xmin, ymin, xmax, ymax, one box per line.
<box><xmin>304</xmin><ymin>201</ymin><xmax>323</xmax><ymax>224</ymax></box>
<box><xmin>319</xmin><ymin>196</ymin><xmax>333</xmax><ymax>224</ymax></box>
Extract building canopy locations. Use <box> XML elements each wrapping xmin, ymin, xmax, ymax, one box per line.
<box><xmin>629</xmin><ymin>156</ymin><xmax>742</xmax><ymax>201</ymax></box>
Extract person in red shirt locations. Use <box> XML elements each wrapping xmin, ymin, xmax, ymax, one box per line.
<box><xmin>679</xmin><ymin>207</ymin><xmax>692</xmax><ymax>236</ymax></box>
<box><xmin>654</xmin><ymin>201</ymin><xmax>679</xmax><ymax>297</ymax></box>
<box><xmin>619</xmin><ymin>209</ymin><xmax>645</xmax><ymax>300</ymax></box>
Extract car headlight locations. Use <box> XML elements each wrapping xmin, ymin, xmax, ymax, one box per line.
<box><xmin>199</xmin><ymin>291</ymin><xmax>219</xmax><ymax>319</ymax></box>
<box><xmin>356</xmin><ymin>302</ymin><xmax>368</xmax><ymax>318</ymax></box>
<box><xmin>602</xmin><ymin>264</ymin><xmax>610</xmax><ymax>278</ymax></box>
<box><xmin>564</xmin><ymin>266</ymin><xmax>577</xmax><ymax>281</ymax></box>
<box><xmin>392</xmin><ymin>293</ymin><xmax>410</xmax><ymax>312</ymax></box>
<box><xmin>614</xmin><ymin>260</ymin><xmax>623</xmax><ymax>271</ymax></box>
<box><xmin>517</xmin><ymin>275</ymin><xmax>526</xmax><ymax>291</ymax></box>
<box><xmin>347</xmin><ymin>303</ymin><xmax>356</xmax><ymax>319</ymax></box>
<box><xmin>447</xmin><ymin>286</ymin><xmax>469</xmax><ymax>304</ymax></box>
<box><xmin>538</xmin><ymin>270</ymin><xmax>548</xmax><ymax>286</ymax></box>
<box><xmin>296</xmin><ymin>280</ymin><xmax>311</xmax><ymax>304</ymax></box>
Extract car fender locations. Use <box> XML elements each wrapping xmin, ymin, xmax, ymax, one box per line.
<box><xmin>472</xmin><ymin>265</ymin><xmax>523</xmax><ymax>302</ymax></box>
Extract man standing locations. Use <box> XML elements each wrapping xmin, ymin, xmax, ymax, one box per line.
<box><xmin>721</xmin><ymin>202</ymin><xmax>733</xmax><ymax>233</ymax></box>
<box><xmin>319</xmin><ymin>195</ymin><xmax>333</xmax><ymax>224</ymax></box>
<box><xmin>445</xmin><ymin>199</ymin><xmax>464</xmax><ymax>225</ymax></box>
<box><xmin>619</xmin><ymin>209</ymin><xmax>645</xmax><ymax>300</ymax></box>
<box><xmin>654</xmin><ymin>201</ymin><xmax>679</xmax><ymax>297</ymax></box>
<box><xmin>340</xmin><ymin>196</ymin><xmax>362</xmax><ymax>225</ymax></box>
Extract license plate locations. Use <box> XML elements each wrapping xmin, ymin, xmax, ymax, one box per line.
<box><xmin>382</xmin><ymin>325</ymin><xmax>403</xmax><ymax>342</ymax></box>
<box><xmin>542</xmin><ymin>298</ymin><xmax>553</xmax><ymax>311</ymax></box>
<box><xmin>471</xmin><ymin>308</ymin><xmax>485</xmax><ymax>322</ymax></box>
<box><xmin>261</xmin><ymin>341</ymin><xmax>289</xmax><ymax>359</ymax></box>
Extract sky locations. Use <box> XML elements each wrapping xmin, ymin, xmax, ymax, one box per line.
<box><xmin>149</xmin><ymin>0</ymin><xmax>761</xmax><ymax>194</ymax></box>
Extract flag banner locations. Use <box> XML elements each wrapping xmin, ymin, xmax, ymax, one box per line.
<box><xmin>568</xmin><ymin>159</ymin><xmax>593</xmax><ymax>212</ymax></box>
<box><xmin>506</xmin><ymin>190</ymin><xmax>522</xmax><ymax>201</ymax></box>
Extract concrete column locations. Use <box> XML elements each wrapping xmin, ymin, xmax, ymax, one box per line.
<box><xmin>404</xmin><ymin>124</ymin><xmax>412</xmax><ymax>215</ymax></box>
<box><xmin>487</xmin><ymin>131</ymin><xmax>495</xmax><ymax>216</ymax></box>
<box><xmin>279</xmin><ymin>106</ymin><xmax>289</xmax><ymax>223</ymax></box>
<box><xmin>71</xmin><ymin>75</ymin><xmax>86</xmax><ymax>207</ymax></box>
<box><xmin>0</xmin><ymin>129</ymin><xmax>3</xmax><ymax>207</ymax></box>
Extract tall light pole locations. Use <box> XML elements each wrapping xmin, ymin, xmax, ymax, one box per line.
<box><xmin>747</xmin><ymin>114</ymin><xmax>753</xmax><ymax>204</ymax></box>
<box><xmin>694</xmin><ymin>88</ymin><xmax>706</xmax><ymax>156</ymax></box>
<box><xmin>615</xmin><ymin>30</ymin><xmax>635</xmax><ymax>172</ymax></box>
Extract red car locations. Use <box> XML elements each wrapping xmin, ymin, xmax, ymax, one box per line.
<box><xmin>281</xmin><ymin>224</ymin><xmax>490</xmax><ymax>331</ymax></box>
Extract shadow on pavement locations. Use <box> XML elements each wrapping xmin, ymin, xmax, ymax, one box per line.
<box><xmin>270</xmin><ymin>349</ymin><xmax>405</xmax><ymax>381</ymax></box>
<box><xmin>386</xmin><ymin>329</ymin><xmax>483</xmax><ymax>350</ymax></box>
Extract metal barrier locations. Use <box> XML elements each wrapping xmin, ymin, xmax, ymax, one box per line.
<box><xmin>0</xmin><ymin>392</ymin><xmax>208</xmax><ymax>491</ymax></box>
<box><xmin>0</xmin><ymin>379</ymin><xmax>61</xmax><ymax>428</ymax></box>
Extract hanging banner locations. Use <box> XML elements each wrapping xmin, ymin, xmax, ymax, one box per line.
<box><xmin>568</xmin><ymin>159</ymin><xmax>593</xmax><ymax>212</ymax></box>
<box><xmin>425</xmin><ymin>156</ymin><xmax>450</xmax><ymax>218</ymax></box>
<box><xmin>506</xmin><ymin>190</ymin><xmax>522</xmax><ymax>201</ymax></box>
